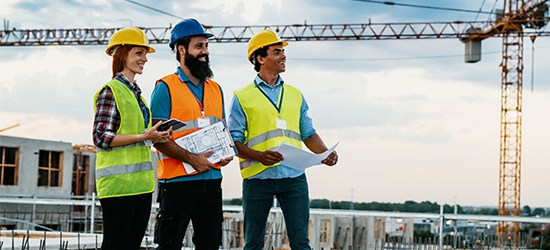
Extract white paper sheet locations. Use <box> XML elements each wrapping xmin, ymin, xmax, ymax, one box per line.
<box><xmin>274</xmin><ymin>141</ymin><xmax>339</xmax><ymax>170</ymax></box>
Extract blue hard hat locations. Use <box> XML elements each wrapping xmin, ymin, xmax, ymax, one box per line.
<box><xmin>169</xmin><ymin>18</ymin><xmax>213</xmax><ymax>49</ymax></box>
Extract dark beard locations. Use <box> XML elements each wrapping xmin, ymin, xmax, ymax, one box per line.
<box><xmin>185</xmin><ymin>51</ymin><xmax>213</xmax><ymax>82</ymax></box>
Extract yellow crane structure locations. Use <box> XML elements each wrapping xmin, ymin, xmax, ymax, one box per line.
<box><xmin>1</xmin><ymin>0</ymin><xmax>549</xmax><ymax>245</ymax></box>
<box><xmin>0</xmin><ymin>123</ymin><xmax>20</xmax><ymax>133</ymax></box>
<box><xmin>459</xmin><ymin>0</ymin><xmax>549</xmax><ymax>245</ymax></box>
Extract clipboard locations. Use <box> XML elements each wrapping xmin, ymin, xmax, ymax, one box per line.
<box><xmin>173</xmin><ymin>121</ymin><xmax>236</xmax><ymax>173</ymax></box>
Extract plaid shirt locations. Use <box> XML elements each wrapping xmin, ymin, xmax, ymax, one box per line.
<box><xmin>93</xmin><ymin>73</ymin><xmax>150</xmax><ymax>149</ymax></box>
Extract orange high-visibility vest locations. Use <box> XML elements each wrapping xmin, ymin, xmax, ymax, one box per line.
<box><xmin>155</xmin><ymin>73</ymin><xmax>223</xmax><ymax>180</ymax></box>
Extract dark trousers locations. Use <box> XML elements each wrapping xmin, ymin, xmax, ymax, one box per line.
<box><xmin>242</xmin><ymin>173</ymin><xmax>311</xmax><ymax>250</ymax></box>
<box><xmin>99</xmin><ymin>192</ymin><xmax>152</xmax><ymax>250</ymax></box>
<box><xmin>154</xmin><ymin>178</ymin><xmax>223</xmax><ymax>250</ymax></box>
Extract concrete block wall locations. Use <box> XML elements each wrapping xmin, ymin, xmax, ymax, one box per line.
<box><xmin>0</xmin><ymin>135</ymin><xmax>74</xmax><ymax>196</ymax></box>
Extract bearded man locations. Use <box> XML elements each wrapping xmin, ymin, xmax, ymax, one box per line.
<box><xmin>150</xmin><ymin>18</ymin><xmax>232</xmax><ymax>250</ymax></box>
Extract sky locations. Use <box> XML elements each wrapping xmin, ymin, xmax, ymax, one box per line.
<box><xmin>1</xmin><ymin>0</ymin><xmax>550</xmax><ymax>208</ymax></box>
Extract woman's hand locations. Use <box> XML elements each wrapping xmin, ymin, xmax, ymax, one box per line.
<box><xmin>145</xmin><ymin>121</ymin><xmax>172</xmax><ymax>144</ymax></box>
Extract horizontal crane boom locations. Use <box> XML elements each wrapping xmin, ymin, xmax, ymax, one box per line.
<box><xmin>1</xmin><ymin>19</ymin><xmax>549</xmax><ymax>46</ymax></box>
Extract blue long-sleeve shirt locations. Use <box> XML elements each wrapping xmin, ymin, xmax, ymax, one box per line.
<box><xmin>228</xmin><ymin>75</ymin><xmax>316</xmax><ymax>179</ymax></box>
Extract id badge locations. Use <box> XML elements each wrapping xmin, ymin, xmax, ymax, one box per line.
<box><xmin>276</xmin><ymin>118</ymin><xmax>287</xmax><ymax>130</ymax></box>
<box><xmin>197</xmin><ymin>117</ymin><xmax>210</xmax><ymax>128</ymax></box>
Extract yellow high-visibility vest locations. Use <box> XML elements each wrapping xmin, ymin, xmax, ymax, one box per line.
<box><xmin>234</xmin><ymin>82</ymin><xmax>303</xmax><ymax>178</ymax></box>
<box><xmin>93</xmin><ymin>79</ymin><xmax>155</xmax><ymax>199</ymax></box>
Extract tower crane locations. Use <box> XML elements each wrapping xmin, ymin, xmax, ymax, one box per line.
<box><xmin>1</xmin><ymin>0</ymin><xmax>549</xmax><ymax>246</ymax></box>
<box><xmin>459</xmin><ymin>0</ymin><xmax>548</xmax><ymax>245</ymax></box>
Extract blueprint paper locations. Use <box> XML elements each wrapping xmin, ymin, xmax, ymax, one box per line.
<box><xmin>274</xmin><ymin>141</ymin><xmax>339</xmax><ymax>170</ymax></box>
<box><xmin>173</xmin><ymin>121</ymin><xmax>237</xmax><ymax>174</ymax></box>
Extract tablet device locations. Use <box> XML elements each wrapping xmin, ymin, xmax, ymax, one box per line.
<box><xmin>158</xmin><ymin>118</ymin><xmax>187</xmax><ymax>132</ymax></box>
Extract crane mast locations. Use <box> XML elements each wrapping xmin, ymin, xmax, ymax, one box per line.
<box><xmin>497</xmin><ymin>0</ymin><xmax>547</xmax><ymax>245</ymax></box>
<box><xmin>498</xmin><ymin>33</ymin><xmax>522</xmax><ymax>246</ymax></box>
<box><xmin>498</xmin><ymin>0</ymin><xmax>523</xmax><ymax>245</ymax></box>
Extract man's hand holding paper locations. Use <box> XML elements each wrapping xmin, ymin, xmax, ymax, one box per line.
<box><xmin>274</xmin><ymin>141</ymin><xmax>339</xmax><ymax>170</ymax></box>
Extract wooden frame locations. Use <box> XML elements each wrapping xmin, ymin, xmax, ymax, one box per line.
<box><xmin>0</xmin><ymin>146</ymin><xmax>19</xmax><ymax>186</ymax></box>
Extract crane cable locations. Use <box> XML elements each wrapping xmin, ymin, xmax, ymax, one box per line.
<box><xmin>123</xmin><ymin>0</ymin><xmax>183</xmax><ymax>20</ymax></box>
<box><xmin>531</xmin><ymin>36</ymin><xmax>536</xmax><ymax>92</ymax></box>
<box><xmin>351</xmin><ymin>0</ymin><xmax>494</xmax><ymax>14</ymax></box>
<box><xmin>474</xmin><ymin>0</ymin><xmax>487</xmax><ymax>22</ymax></box>
<box><xmin>484</xmin><ymin>0</ymin><xmax>500</xmax><ymax>30</ymax></box>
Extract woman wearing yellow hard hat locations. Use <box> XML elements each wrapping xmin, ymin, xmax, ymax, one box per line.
<box><xmin>92</xmin><ymin>26</ymin><xmax>171</xmax><ymax>250</ymax></box>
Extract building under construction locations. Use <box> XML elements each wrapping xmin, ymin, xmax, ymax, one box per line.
<box><xmin>1</xmin><ymin>135</ymin><xmax>550</xmax><ymax>250</ymax></box>
<box><xmin>0</xmin><ymin>134</ymin><xmax>396</xmax><ymax>249</ymax></box>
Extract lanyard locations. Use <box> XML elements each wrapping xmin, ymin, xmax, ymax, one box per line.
<box><xmin>188</xmin><ymin>82</ymin><xmax>206</xmax><ymax>117</ymax></box>
<box><xmin>256</xmin><ymin>80</ymin><xmax>284</xmax><ymax>116</ymax></box>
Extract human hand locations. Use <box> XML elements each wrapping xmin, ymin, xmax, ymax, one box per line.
<box><xmin>189</xmin><ymin>151</ymin><xmax>215</xmax><ymax>173</ymax></box>
<box><xmin>258</xmin><ymin>150</ymin><xmax>283</xmax><ymax>166</ymax></box>
<box><xmin>145</xmin><ymin>121</ymin><xmax>172</xmax><ymax>144</ymax></box>
<box><xmin>321</xmin><ymin>151</ymin><xmax>338</xmax><ymax>166</ymax></box>
<box><xmin>218</xmin><ymin>157</ymin><xmax>233</xmax><ymax>167</ymax></box>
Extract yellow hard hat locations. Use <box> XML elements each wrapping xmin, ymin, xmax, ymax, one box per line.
<box><xmin>105</xmin><ymin>26</ymin><xmax>156</xmax><ymax>56</ymax></box>
<box><xmin>247</xmin><ymin>30</ymin><xmax>288</xmax><ymax>63</ymax></box>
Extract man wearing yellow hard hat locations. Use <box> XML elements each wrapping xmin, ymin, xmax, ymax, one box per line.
<box><xmin>228</xmin><ymin>30</ymin><xmax>339</xmax><ymax>250</ymax></box>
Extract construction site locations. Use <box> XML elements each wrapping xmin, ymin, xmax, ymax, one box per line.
<box><xmin>2</xmin><ymin>0</ymin><xmax>550</xmax><ymax>249</ymax></box>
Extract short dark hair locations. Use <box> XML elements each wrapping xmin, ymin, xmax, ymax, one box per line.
<box><xmin>175</xmin><ymin>37</ymin><xmax>191</xmax><ymax>62</ymax></box>
<box><xmin>251</xmin><ymin>42</ymin><xmax>283</xmax><ymax>72</ymax></box>
<box><xmin>252</xmin><ymin>46</ymin><xmax>268</xmax><ymax>72</ymax></box>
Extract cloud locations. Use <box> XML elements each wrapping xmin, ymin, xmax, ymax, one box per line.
<box><xmin>0</xmin><ymin>47</ymin><xmax>110</xmax><ymax>120</ymax></box>
<box><xmin>0</xmin><ymin>111</ymin><xmax>92</xmax><ymax>144</ymax></box>
<box><xmin>2</xmin><ymin>0</ymin><xmax>550</xmax><ymax>207</ymax></box>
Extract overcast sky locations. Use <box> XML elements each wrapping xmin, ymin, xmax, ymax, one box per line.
<box><xmin>2</xmin><ymin>0</ymin><xmax>550</xmax><ymax>208</ymax></box>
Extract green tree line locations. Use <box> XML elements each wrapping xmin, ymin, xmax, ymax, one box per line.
<box><xmin>309</xmin><ymin>199</ymin><xmax>460</xmax><ymax>213</ymax></box>
<box><xmin>224</xmin><ymin>199</ymin><xmax>547</xmax><ymax>216</ymax></box>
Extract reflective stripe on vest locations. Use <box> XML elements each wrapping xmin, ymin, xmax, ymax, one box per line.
<box><xmin>95</xmin><ymin>161</ymin><xmax>153</xmax><ymax>179</ymax></box>
<box><xmin>234</xmin><ymin>82</ymin><xmax>303</xmax><ymax>178</ymax></box>
<box><xmin>167</xmin><ymin>116</ymin><xmax>221</xmax><ymax>132</ymax></box>
<box><xmin>246</xmin><ymin>129</ymin><xmax>301</xmax><ymax>148</ymax></box>
<box><xmin>155</xmin><ymin>74</ymin><xmax>224</xmax><ymax>179</ymax></box>
<box><xmin>93</xmin><ymin>79</ymin><xmax>155</xmax><ymax>199</ymax></box>
<box><xmin>95</xmin><ymin>141</ymin><xmax>148</xmax><ymax>152</ymax></box>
